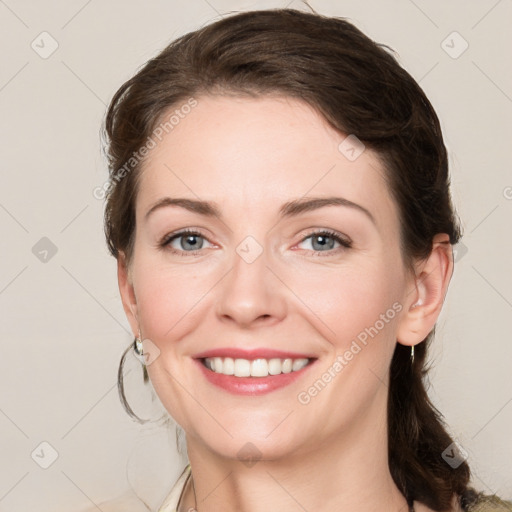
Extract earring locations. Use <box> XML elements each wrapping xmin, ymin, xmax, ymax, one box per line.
<box><xmin>411</xmin><ymin>345</ymin><xmax>415</xmax><ymax>364</ymax></box>
<box><xmin>133</xmin><ymin>330</ymin><xmax>144</xmax><ymax>363</ymax></box>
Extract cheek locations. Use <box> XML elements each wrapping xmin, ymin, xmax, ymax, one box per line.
<box><xmin>132</xmin><ymin>260</ymin><xmax>212</xmax><ymax>345</ymax></box>
<box><xmin>285</xmin><ymin>260</ymin><xmax>404</xmax><ymax>354</ymax></box>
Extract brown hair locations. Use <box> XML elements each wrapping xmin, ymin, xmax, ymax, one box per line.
<box><xmin>103</xmin><ymin>8</ymin><xmax>477</xmax><ymax>511</ymax></box>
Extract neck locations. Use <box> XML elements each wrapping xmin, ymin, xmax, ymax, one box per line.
<box><xmin>179</xmin><ymin>390</ymin><xmax>410</xmax><ymax>512</ymax></box>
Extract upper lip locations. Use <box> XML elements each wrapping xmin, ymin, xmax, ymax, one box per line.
<box><xmin>193</xmin><ymin>348</ymin><xmax>316</xmax><ymax>360</ymax></box>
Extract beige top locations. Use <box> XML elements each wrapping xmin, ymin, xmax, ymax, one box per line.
<box><xmin>157</xmin><ymin>464</ymin><xmax>192</xmax><ymax>512</ymax></box>
<box><xmin>157</xmin><ymin>465</ymin><xmax>512</xmax><ymax>512</ymax></box>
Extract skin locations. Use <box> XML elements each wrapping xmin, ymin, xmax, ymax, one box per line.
<box><xmin>117</xmin><ymin>95</ymin><xmax>455</xmax><ymax>512</ymax></box>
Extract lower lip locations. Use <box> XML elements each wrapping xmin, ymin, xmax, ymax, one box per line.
<box><xmin>194</xmin><ymin>358</ymin><xmax>317</xmax><ymax>395</ymax></box>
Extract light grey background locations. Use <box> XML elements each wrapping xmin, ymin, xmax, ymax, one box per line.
<box><xmin>1</xmin><ymin>1</ymin><xmax>511</xmax><ymax>511</ymax></box>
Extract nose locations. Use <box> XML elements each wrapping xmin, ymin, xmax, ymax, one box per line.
<box><xmin>215</xmin><ymin>243</ymin><xmax>287</xmax><ymax>328</ymax></box>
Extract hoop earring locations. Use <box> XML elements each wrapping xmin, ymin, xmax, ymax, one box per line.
<box><xmin>133</xmin><ymin>329</ymin><xmax>144</xmax><ymax>363</ymax></box>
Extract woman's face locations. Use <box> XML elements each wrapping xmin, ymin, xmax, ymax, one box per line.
<box><xmin>120</xmin><ymin>95</ymin><xmax>417</xmax><ymax>461</ymax></box>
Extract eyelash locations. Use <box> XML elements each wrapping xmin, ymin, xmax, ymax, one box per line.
<box><xmin>159</xmin><ymin>228</ymin><xmax>352</xmax><ymax>257</ymax></box>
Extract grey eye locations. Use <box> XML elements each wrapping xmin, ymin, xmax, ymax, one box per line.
<box><xmin>164</xmin><ymin>231</ymin><xmax>211</xmax><ymax>252</ymax></box>
<box><xmin>175</xmin><ymin>233</ymin><xmax>204</xmax><ymax>251</ymax></box>
<box><xmin>299</xmin><ymin>232</ymin><xmax>343</xmax><ymax>252</ymax></box>
<box><xmin>310</xmin><ymin>234</ymin><xmax>337</xmax><ymax>251</ymax></box>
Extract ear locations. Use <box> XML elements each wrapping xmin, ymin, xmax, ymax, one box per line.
<box><xmin>117</xmin><ymin>251</ymin><xmax>139</xmax><ymax>338</ymax></box>
<box><xmin>396</xmin><ymin>234</ymin><xmax>454</xmax><ymax>347</ymax></box>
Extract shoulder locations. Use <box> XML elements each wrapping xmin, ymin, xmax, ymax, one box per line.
<box><xmin>77</xmin><ymin>464</ymin><xmax>191</xmax><ymax>512</ymax></box>
<box><xmin>77</xmin><ymin>465</ymin><xmax>191</xmax><ymax>512</ymax></box>
<box><xmin>77</xmin><ymin>493</ymin><xmax>150</xmax><ymax>512</ymax></box>
<box><xmin>156</xmin><ymin>463</ymin><xmax>192</xmax><ymax>512</ymax></box>
<box><xmin>416</xmin><ymin>492</ymin><xmax>512</xmax><ymax>512</ymax></box>
<box><xmin>466</xmin><ymin>494</ymin><xmax>512</xmax><ymax>511</ymax></box>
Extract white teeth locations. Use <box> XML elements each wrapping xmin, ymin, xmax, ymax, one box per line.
<box><xmin>213</xmin><ymin>357</ymin><xmax>223</xmax><ymax>373</ymax></box>
<box><xmin>268</xmin><ymin>358</ymin><xmax>282</xmax><ymax>375</ymax></box>
<box><xmin>282</xmin><ymin>359</ymin><xmax>293</xmax><ymax>373</ymax></box>
<box><xmin>222</xmin><ymin>357</ymin><xmax>235</xmax><ymax>375</ymax></box>
<box><xmin>292</xmin><ymin>359</ymin><xmax>309</xmax><ymax>371</ymax></box>
<box><xmin>203</xmin><ymin>357</ymin><xmax>311</xmax><ymax>377</ymax></box>
<box><xmin>234</xmin><ymin>359</ymin><xmax>251</xmax><ymax>377</ymax></box>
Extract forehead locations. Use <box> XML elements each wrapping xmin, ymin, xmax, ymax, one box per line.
<box><xmin>136</xmin><ymin>94</ymin><xmax>398</xmax><ymax>228</ymax></box>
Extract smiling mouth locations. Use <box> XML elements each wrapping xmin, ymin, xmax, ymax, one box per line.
<box><xmin>201</xmin><ymin>356</ymin><xmax>315</xmax><ymax>378</ymax></box>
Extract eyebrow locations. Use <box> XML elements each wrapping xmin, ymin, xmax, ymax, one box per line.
<box><xmin>144</xmin><ymin>196</ymin><xmax>376</xmax><ymax>225</ymax></box>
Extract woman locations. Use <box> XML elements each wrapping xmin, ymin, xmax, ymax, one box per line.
<box><xmin>101</xmin><ymin>8</ymin><xmax>511</xmax><ymax>512</ymax></box>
